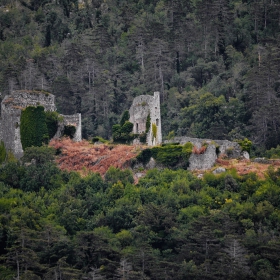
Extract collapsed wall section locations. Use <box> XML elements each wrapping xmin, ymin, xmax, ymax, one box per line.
<box><xmin>54</xmin><ymin>113</ymin><xmax>82</xmax><ymax>142</ymax></box>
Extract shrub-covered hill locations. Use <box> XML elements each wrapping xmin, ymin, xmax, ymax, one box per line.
<box><xmin>50</xmin><ymin>138</ymin><xmax>279</xmax><ymax>180</ymax></box>
<box><xmin>1</xmin><ymin>144</ymin><xmax>280</xmax><ymax>279</ymax></box>
<box><xmin>49</xmin><ymin>138</ymin><xmax>141</xmax><ymax>175</ymax></box>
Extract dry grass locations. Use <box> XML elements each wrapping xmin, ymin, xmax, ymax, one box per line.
<box><xmin>50</xmin><ymin>138</ymin><xmax>280</xmax><ymax>180</ymax></box>
<box><xmin>193</xmin><ymin>145</ymin><xmax>207</xmax><ymax>154</ymax></box>
<box><xmin>50</xmin><ymin>138</ymin><xmax>143</xmax><ymax>176</ymax></box>
<box><xmin>215</xmin><ymin>158</ymin><xmax>279</xmax><ymax>179</ymax></box>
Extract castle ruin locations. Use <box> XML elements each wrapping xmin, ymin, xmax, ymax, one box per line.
<box><xmin>129</xmin><ymin>92</ymin><xmax>162</xmax><ymax>146</ymax></box>
<box><xmin>0</xmin><ymin>90</ymin><xmax>81</xmax><ymax>158</ymax></box>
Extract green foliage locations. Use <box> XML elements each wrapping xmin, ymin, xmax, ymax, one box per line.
<box><xmin>63</xmin><ymin>125</ymin><xmax>76</xmax><ymax>138</ymax></box>
<box><xmin>237</xmin><ymin>138</ymin><xmax>252</xmax><ymax>153</ymax></box>
<box><xmin>104</xmin><ymin>166</ymin><xmax>134</xmax><ymax>187</ymax></box>
<box><xmin>139</xmin><ymin>132</ymin><xmax>147</xmax><ymax>143</ymax></box>
<box><xmin>182</xmin><ymin>142</ymin><xmax>193</xmax><ymax>164</ymax></box>
<box><xmin>0</xmin><ymin>141</ymin><xmax>6</xmax><ymax>164</ymax></box>
<box><xmin>167</xmin><ymin>130</ymin><xmax>175</xmax><ymax>141</ymax></box>
<box><xmin>20</xmin><ymin>106</ymin><xmax>49</xmax><ymax>150</ymax></box>
<box><xmin>45</xmin><ymin>111</ymin><xmax>61</xmax><ymax>139</ymax></box>
<box><xmin>112</xmin><ymin>113</ymin><xmax>134</xmax><ymax>143</ymax></box>
<box><xmin>136</xmin><ymin>148</ymin><xmax>152</xmax><ymax>164</ymax></box>
<box><xmin>91</xmin><ymin>136</ymin><xmax>109</xmax><ymax>144</ymax></box>
<box><xmin>137</xmin><ymin>143</ymin><xmax>193</xmax><ymax>167</ymax></box>
<box><xmin>146</xmin><ymin>113</ymin><xmax>151</xmax><ymax>133</ymax></box>
<box><xmin>265</xmin><ymin>145</ymin><xmax>280</xmax><ymax>159</ymax></box>
<box><xmin>22</xmin><ymin>146</ymin><xmax>55</xmax><ymax>165</ymax></box>
<box><xmin>120</xmin><ymin>110</ymin><xmax>130</xmax><ymax>127</ymax></box>
<box><xmin>152</xmin><ymin>123</ymin><xmax>157</xmax><ymax>140</ymax></box>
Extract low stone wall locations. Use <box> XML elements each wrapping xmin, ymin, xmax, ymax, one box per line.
<box><xmin>164</xmin><ymin>136</ymin><xmax>242</xmax><ymax>171</ymax></box>
<box><xmin>164</xmin><ymin>136</ymin><xmax>241</xmax><ymax>158</ymax></box>
<box><xmin>188</xmin><ymin>145</ymin><xmax>217</xmax><ymax>170</ymax></box>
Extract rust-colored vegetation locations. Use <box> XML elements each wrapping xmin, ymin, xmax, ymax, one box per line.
<box><xmin>49</xmin><ymin>138</ymin><xmax>141</xmax><ymax>176</ymax></box>
<box><xmin>192</xmin><ymin>145</ymin><xmax>207</xmax><ymax>154</ymax></box>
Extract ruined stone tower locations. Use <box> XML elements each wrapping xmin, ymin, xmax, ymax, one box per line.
<box><xmin>129</xmin><ymin>92</ymin><xmax>162</xmax><ymax>146</ymax></box>
<box><xmin>0</xmin><ymin>90</ymin><xmax>81</xmax><ymax>158</ymax></box>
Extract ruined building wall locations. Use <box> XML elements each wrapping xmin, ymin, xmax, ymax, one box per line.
<box><xmin>129</xmin><ymin>92</ymin><xmax>162</xmax><ymax>146</ymax></box>
<box><xmin>53</xmin><ymin>113</ymin><xmax>82</xmax><ymax>142</ymax></box>
<box><xmin>0</xmin><ymin>90</ymin><xmax>81</xmax><ymax>158</ymax></box>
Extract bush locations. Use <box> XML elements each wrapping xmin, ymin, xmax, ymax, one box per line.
<box><xmin>137</xmin><ymin>143</ymin><xmax>193</xmax><ymax>168</ymax></box>
<box><xmin>45</xmin><ymin>111</ymin><xmax>61</xmax><ymax>139</ymax></box>
<box><xmin>237</xmin><ymin>138</ymin><xmax>252</xmax><ymax>153</ymax></box>
<box><xmin>182</xmin><ymin>142</ymin><xmax>193</xmax><ymax>164</ymax></box>
<box><xmin>0</xmin><ymin>141</ymin><xmax>6</xmax><ymax>164</ymax></box>
<box><xmin>265</xmin><ymin>145</ymin><xmax>280</xmax><ymax>159</ymax></box>
<box><xmin>120</xmin><ymin>110</ymin><xmax>130</xmax><ymax>126</ymax></box>
<box><xmin>20</xmin><ymin>106</ymin><xmax>49</xmax><ymax>150</ymax></box>
<box><xmin>22</xmin><ymin>146</ymin><xmax>55</xmax><ymax>165</ymax></box>
<box><xmin>136</xmin><ymin>148</ymin><xmax>152</xmax><ymax>164</ymax></box>
<box><xmin>92</xmin><ymin>136</ymin><xmax>109</xmax><ymax>144</ymax></box>
<box><xmin>63</xmin><ymin>125</ymin><xmax>76</xmax><ymax>139</ymax></box>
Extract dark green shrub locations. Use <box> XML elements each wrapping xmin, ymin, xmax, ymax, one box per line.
<box><xmin>139</xmin><ymin>133</ymin><xmax>147</xmax><ymax>143</ymax></box>
<box><xmin>120</xmin><ymin>110</ymin><xmax>130</xmax><ymax>126</ymax></box>
<box><xmin>113</xmin><ymin>121</ymin><xmax>134</xmax><ymax>143</ymax></box>
<box><xmin>153</xmin><ymin>145</ymin><xmax>182</xmax><ymax>166</ymax></box>
<box><xmin>265</xmin><ymin>145</ymin><xmax>280</xmax><ymax>159</ymax></box>
<box><xmin>182</xmin><ymin>142</ymin><xmax>193</xmax><ymax>164</ymax></box>
<box><xmin>45</xmin><ymin>111</ymin><xmax>61</xmax><ymax>139</ymax></box>
<box><xmin>63</xmin><ymin>125</ymin><xmax>76</xmax><ymax>138</ymax></box>
<box><xmin>20</xmin><ymin>106</ymin><xmax>49</xmax><ymax>150</ymax></box>
<box><xmin>92</xmin><ymin>136</ymin><xmax>109</xmax><ymax>144</ymax></box>
<box><xmin>22</xmin><ymin>146</ymin><xmax>55</xmax><ymax>165</ymax></box>
<box><xmin>121</xmin><ymin>121</ymin><xmax>133</xmax><ymax>134</ymax></box>
<box><xmin>146</xmin><ymin>113</ymin><xmax>151</xmax><ymax>133</ymax></box>
<box><xmin>137</xmin><ymin>148</ymin><xmax>152</xmax><ymax>164</ymax></box>
<box><xmin>0</xmin><ymin>141</ymin><xmax>6</xmax><ymax>164</ymax></box>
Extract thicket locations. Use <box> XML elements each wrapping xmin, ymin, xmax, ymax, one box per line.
<box><xmin>45</xmin><ymin>111</ymin><xmax>61</xmax><ymax>139</ymax></box>
<box><xmin>0</xmin><ymin>141</ymin><xmax>6</xmax><ymax>164</ymax></box>
<box><xmin>112</xmin><ymin>110</ymin><xmax>134</xmax><ymax>143</ymax></box>
<box><xmin>0</xmin><ymin>152</ymin><xmax>280</xmax><ymax>279</ymax></box>
<box><xmin>20</xmin><ymin>106</ymin><xmax>49</xmax><ymax>150</ymax></box>
<box><xmin>2</xmin><ymin>0</ymin><xmax>280</xmax><ymax>153</ymax></box>
<box><xmin>137</xmin><ymin>142</ymin><xmax>193</xmax><ymax>167</ymax></box>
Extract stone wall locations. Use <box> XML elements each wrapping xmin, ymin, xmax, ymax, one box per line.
<box><xmin>129</xmin><ymin>92</ymin><xmax>162</xmax><ymax>146</ymax></box>
<box><xmin>164</xmin><ymin>136</ymin><xmax>242</xmax><ymax>171</ymax></box>
<box><xmin>0</xmin><ymin>90</ymin><xmax>82</xmax><ymax>158</ymax></box>
<box><xmin>165</xmin><ymin>136</ymin><xmax>241</xmax><ymax>157</ymax></box>
<box><xmin>54</xmin><ymin>113</ymin><xmax>82</xmax><ymax>141</ymax></box>
<box><xmin>188</xmin><ymin>145</ymin><xmax>217</xmax><ymax>170</ymax></box>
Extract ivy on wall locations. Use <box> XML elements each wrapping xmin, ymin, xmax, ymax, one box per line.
<box><xmin>20</xmin><ymin>106</ymin><xmax>49</xmax><ymax>150</ymax></box>
<box><xmin>0</xmin><ymin>141</ymin><xmax>6</xmax><ymax>164</ymax></box>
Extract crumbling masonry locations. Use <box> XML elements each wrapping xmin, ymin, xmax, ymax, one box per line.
<box><xmin>0</xmin><ymin>90</ymin><xmax>81</xmax><ymax>158</ymax></box>
<box><xmin>129</xmin><ymin>92</ymin><xmax>162</xmax><ymax>146</ymax></box>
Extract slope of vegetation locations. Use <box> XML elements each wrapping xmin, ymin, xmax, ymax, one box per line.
<box><xmin>1</xmin><ymin>0</ymin><xmax>280</xmax><ymax>153</ymax></box>
<box><xmin>0</xmin><ymin>145</ymin><xmax>280</xmax><ymax>279</ymax></box>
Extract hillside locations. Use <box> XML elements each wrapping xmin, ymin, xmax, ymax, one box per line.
<box><xmin>1</xmin><ymin>0</ymin><xmax>280</xmax><ymax>153</ymax></box>
<box><xmin>50</xmin><ymin>138</ymin><xmax>279</xmax><ymax>179</ymax></box>
<box><xmin>50</xmin><ymin>138</ymin><xmax>142</xmax><ymax>176</ymax></box>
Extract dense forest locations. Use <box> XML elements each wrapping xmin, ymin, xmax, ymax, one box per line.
<box><xmin>1</xmin><ymin>0</ymin><xmax>280</xmax><ymax>151</ymax></box>
<box><xmin>0</xmin><ymin>146</ymin><xmax>280</xmax><ymax>279</ymax></box>
<box><xmin>1</xmin><ymin>1</ymin><xmax>280</xmax><ymax>279</ymax></box>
